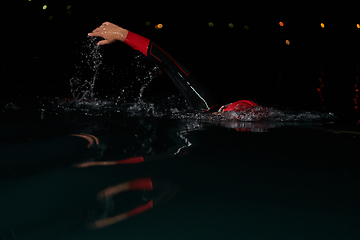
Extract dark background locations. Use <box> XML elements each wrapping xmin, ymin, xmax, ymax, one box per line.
<box><xmin>2</xmin><ymin>1</ymin><xmax>360</xmax><ymax>118</ymax></box>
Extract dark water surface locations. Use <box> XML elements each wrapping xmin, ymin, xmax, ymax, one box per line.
<box><xmin>1</xmin><ymin>100</ymin><xmax>359</xmax><ymax>240</ymax></box>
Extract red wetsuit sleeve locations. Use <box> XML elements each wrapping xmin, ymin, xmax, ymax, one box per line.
<box><xmin>126</xmin><ymin>199</ymin><xmax>154</xmax><ymax>217</ymax></box>
<box><xmin>124</xmin><ymin>31</ymin><xmax>150</xmax><ymax>56</ymax></box>
<box><xmin>116</xmin><ymin>156</ymin><xmax>145</xmax><ymax>164</ymax></box>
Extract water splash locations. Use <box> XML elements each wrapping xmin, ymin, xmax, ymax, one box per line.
<box><xmin>69</xmin><ymin>39</ymin><xmax>159</xmax><ymax>107</ymax></box>
<box><xmin>265</xmin><ymin>108</ymin><xmax>335</xmax><ymax>122</ymax></box>
<box><xmin>70</xmin><ymin>36</ymin><xmax>103</xmax><ymax>101</ymax></box>
<box><xmin>115</xmin><ymin>54</ymin><xmax>159</xmax><ymax>104</ymax></box>
<box><xmin>169</xmin><ymin>106</ymin><xmax>335</xmax><ymax>132</ymax></box>
<box><xmin>134</xmin><ymin>56</ymin><xmax>159</xmax><ymax>103</ymax></box>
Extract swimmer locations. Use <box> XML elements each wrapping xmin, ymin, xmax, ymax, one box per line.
<box><xmin>88</xmin><ymin>22</ymin><xmax>261</xmax><ymax>115</ymax></box>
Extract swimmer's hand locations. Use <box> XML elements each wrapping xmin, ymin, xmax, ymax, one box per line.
<box><xmin>88</xmin><ymin>22</ymin><xmax>129</xmax><ymax>45</ymax></box>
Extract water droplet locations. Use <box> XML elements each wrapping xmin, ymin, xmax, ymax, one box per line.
<box><xmin>70</xmin><ymin>36</ymin><xmax>103</xmax><ymax>101</ymax></box>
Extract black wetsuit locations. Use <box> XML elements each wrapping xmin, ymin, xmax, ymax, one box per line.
<box><xmin>124</xmin><ymin>31</ymin><xmax>217</xmax><ymax>111</ymax></box>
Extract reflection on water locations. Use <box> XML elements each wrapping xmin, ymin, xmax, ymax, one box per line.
<box><xmin>0</xmin><ymin>100</ymin><xmax>359</xmax><ymax>239</ymax></box>
<box><xmin>0</xmin><ymin>128</ymin><xmax>183</xmax><ymax>239</ymax></box>
<box><xmin>85</xmin><ymin>174</ymin><xmax>178</xmax><ymax>229</ymax></box>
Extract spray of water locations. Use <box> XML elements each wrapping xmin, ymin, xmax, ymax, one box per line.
<box><xmin>69</xmin><ymin>38</ymin><xmax>159</xmax><ymax>109</ymax></box>
<box><xmin>70</xmin><ymin>36</ymin><xmax>103</xmax><ymax>101</ymax></box>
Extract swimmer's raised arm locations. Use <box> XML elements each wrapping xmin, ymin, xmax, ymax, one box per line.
<box><xmin>89</xmin><ymin>21</ymin><xmax>217</xmax><ymax>111</ymax></box>
<box><xmin>88</xmin><ymin>22</ymin><xmax>129</xmax><ymax>45</ymax></box>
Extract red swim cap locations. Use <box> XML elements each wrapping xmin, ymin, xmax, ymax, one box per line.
<box><xmin>222</xmin><ymin>100</ymin><xmax>258</xmax><ymax>112</ymax></box>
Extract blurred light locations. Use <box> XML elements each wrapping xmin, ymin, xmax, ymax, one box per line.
<box><xmin>279</xmin><ymin>21</ymin><xmax>284</xmax><ymax>26</ymax></box>
<box><xmin>228</xmin><ymin>23</ymin><xmax>234</xmax><ymax>28</ymax></box>
<box><xmin>67</xmin><ymin>5</ymin><xmax>71</xmax><ymax>10</ymax></box>
<box><xmin>155</xmin><ymin>24</ymin><xmax>163</xmax><ymax>29</ymax></box>
<box><xmin>320</xmin><ymin>23</ymin><xmax>325</xmax><ymax>28</ymax></box>
<box><xmin>49</xmin><ymin>15</ymin><xmax>53</xmax><ymax>20</ymax></box>
<box><xmin>145</xmin><ymin>21</ymin><xmax>151</xmax><ymax>26</ymax></box>
<box><xmin>285</xmin><ymin>39</ymin><xmax>290</xmax><ymax>45</ymax></box>
<box><xmin>357</xmin><ymin>24</ymin><xmax>360</xmax><ymax>29</ymax></box>
<box><xmin>43</xmin><ymin>5</ymin><xmax>47</xmax><ymax>10</ymax></box>
<box><xmin>244</xmin><ymin>25</ymin><xmax>249</xmax><ymax>30</ymax></box>
<box><xmin>208</xmin><ymin>22</ymin><xmax>214</xmax><ymax>27</ymax></box>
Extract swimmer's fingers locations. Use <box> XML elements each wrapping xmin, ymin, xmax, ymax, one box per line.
<box><xmin>97</xmin><ymin>39</ymin><xmax>110</xmax><ymax>46</ymax></box>
<box><xmin>88</xmin><ymin>31</ymin><xmax>111</xmax><ymax>45</ymax></box>
<box><xmin>88</xmin><ymin>25</ymin><xmax>106</xmax><ymax>37</ymax></box>
<box><xmin>88</xmin><ymin>30</ymin><xmax>103</xmax><ymax>37</ymax></box>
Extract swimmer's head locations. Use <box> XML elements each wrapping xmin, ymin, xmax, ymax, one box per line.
<box><xmin>220</xmin><ymin>100</ymin><xmax>258</xmax><ymax>113</ymax></box>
